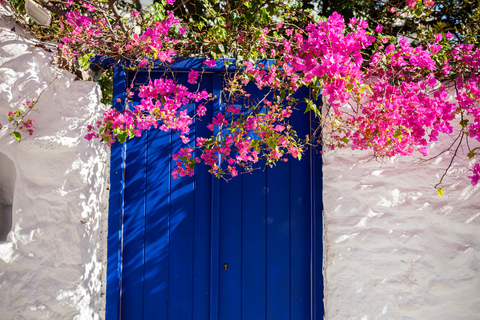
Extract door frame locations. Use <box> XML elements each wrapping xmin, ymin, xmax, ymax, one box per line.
<box><xmin>105</xmin><ymin>59</ymin><xmax>324</xmax><ymax>320</ymax></box>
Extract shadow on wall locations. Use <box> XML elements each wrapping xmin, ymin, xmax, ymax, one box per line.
<box><xmin>0</xmin><ymin>153</ymin><xmax>15</xmax><ymax>242</ymax></box>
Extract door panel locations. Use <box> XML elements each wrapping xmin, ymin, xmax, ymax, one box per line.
<box><xmin>106</xmin><ymin>62</ymin><xmax>323</xmax><ymax>320</ymax></box>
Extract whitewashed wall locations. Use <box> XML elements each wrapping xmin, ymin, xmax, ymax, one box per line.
<box><xmin>2</xmin><ymin>9</ymin><xmax>480</xmax><ymax>320</ymax></box>
<box><xmin>323</xmin><ymin>108</ymin><xmax>480</xmax><ymax>317</ymax></box>
<box><xmin>0</xmin><ymin>19</ymin><xmax>109</xmax><ymax>320</ymax></box>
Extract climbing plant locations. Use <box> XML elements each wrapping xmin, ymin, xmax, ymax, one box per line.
<box><xmin>2</xmin><ymin>0</ymin><xmax>480</xmax><ymax>191</ymax></box>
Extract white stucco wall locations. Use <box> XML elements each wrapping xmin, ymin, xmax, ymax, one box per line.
<box><xmin>2</xmin><ymin>8</ymin><xmax>480</xmax><ymax>320</ymax></box>
<box><xmin>323</xmin><ymin>107</ymin><xmax>480</xmax><ymax>317</ymax></box>
<box><xmin>0</xmin><ymin>18</ymin><xmax>109</xmax><ymax>320</ymax></box>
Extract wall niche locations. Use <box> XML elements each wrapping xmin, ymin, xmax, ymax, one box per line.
<box><xmin>0</xmin><ymin>153</ymin><xmax>16</xmax><ymax>242</ymax></box>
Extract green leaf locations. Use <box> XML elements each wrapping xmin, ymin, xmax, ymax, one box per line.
<box><xmin>415</xmin><ymin>6</ymin><xmax>423</xmax><ymax>17</ymax></box>
<box><xmin>342</xmin><ymin>137</ymin><xmax>349</xmax><ymax>144</ymax></box>
<box><xmin>114</xmin><ymin>129</ymin><xmax>128</xmax><ymax>143</ymax></box>
<box><xmin>13</xmin><ymin>131</ymin><xmax>21</xmax><ymax>142</ymax></box>
<box><xmin>188</xmin><ymin>159</ymin><xmax>196</xmax><ymax>170</ymax></box>
<box><xmin>437</xmin><ymin>188</ymin><xmax>444</xmax><ymax>197</ymax></box>
<box><xmin>460</xmin><ymin>119</ymin><xmax>469</xmax><ymax>129</ymax></box>
<box><xmin>79</xmin><ymin>53</ymin><xmax>94</xmax><ymax>71</ymax></box>
<box><xmin>467</xmin><ymin>147</ymin><xmax>480</xmax><ymax>159</ymax></box>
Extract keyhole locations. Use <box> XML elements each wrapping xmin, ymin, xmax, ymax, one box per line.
<box><xmin>224</xmin><ymin>263</ymin><xmax>228</xmax><ymax>271</ymax></box>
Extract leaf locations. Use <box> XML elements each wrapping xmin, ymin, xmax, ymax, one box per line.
<box><xmin>467</xmin><ymin>147</ymin><xmax>480</xmax><ymax>159</ymax></box>
<box><xmin>13</xmin><ymin>131</ymin><xmax>21</xmax><ymax>142</ymax></box>
<box><xmin>437</xmin><ymin>188</ymin><xmax>444</xmax><ymax>197</ymax></box>
<box><xmin>460</xmin><ymin>119</ymin><xmax>469</xmax><ymax>129</ymax></box>
<box><xmin>114</xmin><ymin>128</ymin><xmax>128</xmax><ymax>143</ymax></box>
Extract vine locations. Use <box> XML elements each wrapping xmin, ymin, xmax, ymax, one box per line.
<box><xmin>2</xmin><ymin>0</ymin><xmax>480</xmax><ymax>190</ymax></box>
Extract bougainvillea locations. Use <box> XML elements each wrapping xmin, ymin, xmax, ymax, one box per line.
<box><xmin>4</xmin><ymin>0</ymin><xmax>480</xmax><ymax>189</ymax></box>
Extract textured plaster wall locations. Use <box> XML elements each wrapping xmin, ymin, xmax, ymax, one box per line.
<box><xmin>323</xmin><ymin>104</ymin><xmax>480</xmax><ymax>318</ymax></box>
<box><xmin>0</xmin><ymin>17</ymin><xmax>109</xmax><ymax>320</ymax></box>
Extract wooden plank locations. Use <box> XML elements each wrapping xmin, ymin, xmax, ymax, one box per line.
<box><xmin>167</xmin><ymin>72</ymin><xmax>196</xmax><ymax>320</ymax></box>
<box><xmin>143</xmin><ymin>128</ymin><xmax>171</xmax><ymax>319</ymax></box>
<box><xmin>217</xmin><ymin>75</ymin><xmax>242</xmax><ymax>320</ymax></box>
<box><xmin>218</xmin><ymin>176</ymin><xmax>242</xmax><ymax>320</ymax></box>
<box><xmin>121</xmin><ymin>132</ymin><xmax>147</xmax><ymax>319</ymax></box>
<box><xmin>210</xmin><ymin>73</ymin><xmax>223</xmax><ymax>320</ymax></box>
<box><xmin>289</xmin><ymin>88</ymin><xmax>312</xmax><ymax>320</ymax></box>
<box><xmin>266</xmin><ymin>161</ymin><xmax>291</xmax><ymax>320</ymax></box>
<box><xmin>192</xmin><ymin>74</ymin><xmax>214</xmax><ymax>320</ymax></box>
<box><xmin>106</xmin><ymin>66</ymin><xmax>126</xmax><ymax>320</ymax></box>
<box><xmin>241</xmin><ymin>169</ymin><xmax>267</xmax><ymax>320</ymax></box>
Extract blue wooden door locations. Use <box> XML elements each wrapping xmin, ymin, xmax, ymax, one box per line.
<box><xmin>106</xmin><ymin>59</ymin><xmax>323</xmax><ymax>320</ymax></box>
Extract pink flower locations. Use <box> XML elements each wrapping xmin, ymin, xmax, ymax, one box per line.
<box><xmin>406</xmin><ymin>0</ymin><xmax>416</xmax><ymax>8</ymax></box>
<box><xmin>188</xmin><ymin>69</ymin><xmax>199</xmax><ymax>84</ymax></box>
<box><xmin>389</xmin><ymin>7</ymin><xmax>396</xmax><ymax>13</ymax></box>
<box><xmin>226</xmin><ymin>105</ymin><xmax>240</xmax><ymax>113</ymax></box>
<box><xmin>204</xmin><ymin>58</ymin><xmax>216</xmax><ymax>68</ymax></box>
<box><xmin>375</xmin><ymin>25</ymin><xmax>383</xmax><ymax>33</ymax></box>
<box><xmin>82</xmin><ymin>2</ymin><xmax>96</xmax><ymax>12</ymax></box>
<box><xmin>138</xmin><ymin>58</ymin><xmax>148</xmax><ymax>67</ymax></box>
<box><xmin>166</xmin><ymin>0</ymin><xmax>175</xmax><ymax>4</ymax></box>
<box><xmin>179</xmin><ymin>26</ymin><xmax>186</xmax><ymax>35</ymax></box>
<box><xmin>469</xmin><ymin>164</ymin><xmax>480</xmax><ymax>186</ymax></box>
<box><xmin>358</xmin><ymin>20</ymin><xmax>368</xmax><ymax>29</ymax></box>
<box><xmin>435</xmin><ymin>33</ymin><xmax>442</xmax><ymax>42</ymax></box>
<box><xmin>424</xmin><ymin>0</ymin><xmax>434</xmax><ymax>7</ymax></box>
<box><xmin>197</xmin><ymin>104</ymin><xmax>206</xmax><ymax>116</ymax></box>
<box><xmin>446</xmin><ymin>32</ymin><xmax>454</xmax><ymax>40</ymax></box>
<box><xmin>65</xmin><ymin>0</ymin><xmax>73</xmax><ymax>7</ymax></box>
<box><xmin>131</xmin><ymin>10</ymin><xmax>139</xmax><ymax>19</ymax></box>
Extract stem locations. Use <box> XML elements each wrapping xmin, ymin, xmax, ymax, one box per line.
<box><xmin>35</xmin><ymin>0</ymin><xmax>67</xmax><ymax>17</ymax></box>
<box><xmin>108</xmin><ymin>0</ymin><xmax>127</xmax><ymax>33</ymax></box>
<box><xmin>434</xmin><ymin>131</ymin><xmax>465</xmax><ymax>189</ymax></box>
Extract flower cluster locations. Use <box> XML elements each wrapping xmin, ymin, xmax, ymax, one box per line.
<box><xmin>86</xmin><ymin>77</ymin><xmax>211</xmax><ymax>146</ymax></box>
<box><xmin>9</xmin><ymin>0</ymin><xmax>480</xmax><ymax>187</ymax></box>
<box><xmin>7</xmin><ymin>99</ymin><xmax>38</xmax><ymax>142</ymax></box>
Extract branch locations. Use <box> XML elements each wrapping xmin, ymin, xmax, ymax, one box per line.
<box><xmin>434</xmin><ymin>131</ymin><xmax>465</xmax><ymax>189</ymax></box>
<box><xmin>35</xmin><ymin>0</ymin><xmax>67</xmax><ymax>17</ymax></box>
<box><xmin>108</xmin><ymin>0</ymin><xmax>127</xmax><ymax>33</ymax></box>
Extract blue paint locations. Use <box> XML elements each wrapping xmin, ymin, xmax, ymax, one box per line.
<box><xmin>105</xmin><ymin>66</ymin><xmax>126</xmax><ymax>320</ymax></box>
<box><xmin>106</xmin><ymin>59</ymin><xmax>324</xmax><ymax>320</ymax></box>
